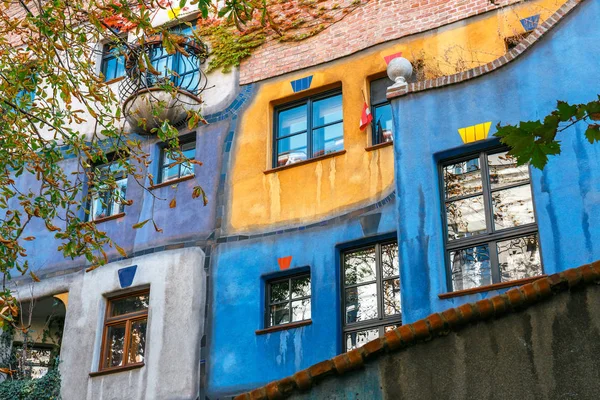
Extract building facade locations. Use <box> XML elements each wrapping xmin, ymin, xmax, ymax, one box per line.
<box><xmin>4</xmin><ymin>0</ymin><xmax>599</xmax><ymax>398</ymax></box>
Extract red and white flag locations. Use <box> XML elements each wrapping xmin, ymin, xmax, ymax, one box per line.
<box><xmin>359</xmin><ymin>102</ymin><xmax>373</xmax><ymax>131</ymax></box>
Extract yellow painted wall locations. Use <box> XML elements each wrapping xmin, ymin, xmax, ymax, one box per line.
<box><xmin>228</xmin><ymin>0</ymin><xmax>563</xmax><ymax>234</ymax></box>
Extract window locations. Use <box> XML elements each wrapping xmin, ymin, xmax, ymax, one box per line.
<box><xmin>369</xmin><ymin>77</ymin><xmax>394</xmax><ymax>145</ymax></box>
<box><xmin>144</xmin><ymin>22</ymin><xmax>201</xmax><ymax>93</ymax></box>
<box><xmin>100</xmin><ymin>41</ymin><xmax>126</xmax><ymax>82</ymax></box>
<box><xmin>274</xmin><ymin>89</ymin><xmax>343</xmax><ymax>168</ymax></box>
<box><xmin>159</xmin><ymin>140</ymin><xmax>196</xmax><ymax>183</ymax></box>
<box><xmin>441</xmin><ymin>149</ymin><xmax>542</xmax><ymax>292</ymax></box>
<box><xmin>12</xmin><ymin>344</ymin><xmax>58</xmax><ymax>379</ymax></box>
<box><xmin>88</xmin><ymin>158</ymin><xmax>128</xmax><ymax>221</ymax></box>
<box><xmin>100</xmin><ymin>290</ymin><xmax>149</xmax><ymax>371</ymax></box>
<box><xmin>266</xmin><ymin>273</ymin><xmax>311</xmax><ymax>327</ymax></box>
<box><xmin>342</xmin><ymin>241</ymin><xmax>401</xmax><ymax>351</ymax></box>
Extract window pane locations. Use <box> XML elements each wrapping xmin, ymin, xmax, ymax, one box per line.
<box><xmin>312</xmin><ymin>94</ymin><xmax>342</xmax><ymax>127</ymax></box>
<box><xmin>276</xmin><ymin>133</ymin><xmax>307</xmax><ymax>167</ymax></box>
<box><xmin>498</xmin><ymin>235</ymin><xmax>542</xmax><ymax>282</ymax></box>
<box><xmin>111</xmin><ymin>293</ymin><xmax>149</xmax><ymax>317</ymax></box>
<box><xmin>344</xmin><ymin>247</ymin><xmax>376</xmax><ymax>285</ymax></box>
<box><xmin>90</xmin><ymin>193</ymin><xmax>110</xmax><ymax>220</ymax></box>
<box><xmin>102</xmin><ymin>57</ymin><xmax>117</xmax><ymax>81</ymax></box>
<box><xmin>312</xmin><ymin>122</ymin><xmax>343</xmax><ymax>157</ymax></box>
<box><xmin>345</xmin><ymin>328</ymin><xmax>379</xmax><ymax>351</ymax></box>
<box><xmin>127</xmin><ymin>319</ymin><xmax>147</xmax><ymax>364</ymax></box>
<box><xmin>381</xmin><ymin>242</ymin><xmax>399</xmax><ymax>278</ymax></box>
<box><xmin>291</xmin><ymin>299</ymin><xmax>311</xmax><ymax>322</ymax></box>
<box><xmin>104</xmin><ymin>324</ymin><xmax>126</xmax><ymax>368</ymax></box>
<box><xmin>443</xmin><ymin>158</ymin><xmax>482</xmax><ymax>199</ymax></box>
<box><xmin>373</xmin><ymin>104</ymin><xmax>393</xmax><ymax>144</ymax></box>
<box><xmin>446</xmin><ymin>195</ymin><xmax>487</xmax><ymax>240</ymax></box>
<box><xmin>383</xmin><ymin>279</ymin><xmax>401</xmax><ymax>317</ymax></box>
<box><xmin>450</xmin><ymin>245</ymin><xmax>491</xmax><ymax>291</ymax></box>
<box><xmin>269</xmin><ymin>281</ymin><xmax>289</xmax><ymax>303</ymax></box>
<box><xmin>345</xmin><ymin>283</ymin><xmax>378</xmax><ymax>323</ymax></box>
<box><xmin>492</xmin><ymin>184</ymin><xmax>535</xmax><ymax>230</ymax></box>
<box><xmin>162</xmin><ymin>164</ymin><xmax>180</xmax><ymax>182</ymax></box>
<box><xmin>112</xmin><ymin>177</ymin><xmax>127</xmax><ymax>215</ymax></box>
<box><xmin>278</xmin><ymin>105</ymin><xmax>307</xmax><ymax>137</ymax></box>
<box><xmin>291</xmin><ymin>276</ymin><xmax>310</xmax><ymax>299</ymax></box>
<box><xmin>370</xmin><ymin>77</ymin><xmax>393</xmax><ymax>106</ymax></box>
<box><xmin>488</xmin><ymin>151</ymin><xmax>529</xmax><ymax>189</ymax></box>
<box><xmin>269</xmin><ymin>303</ymin><xmax>290</xmax><ymax>326</ymax></box>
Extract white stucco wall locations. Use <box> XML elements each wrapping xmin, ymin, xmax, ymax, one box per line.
<box><xmin>46</xmin><ymin>247</ymin><xmax>207</xmax><ymax>400</ymax></box>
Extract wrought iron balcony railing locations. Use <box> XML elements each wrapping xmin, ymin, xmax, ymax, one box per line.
<box><xmin>118</xmin><ymin>33</ymin><xmax>209</xmax><ymax>102</ymax></box>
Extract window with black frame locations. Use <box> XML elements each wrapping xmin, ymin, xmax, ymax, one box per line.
<box><xmin>87</xmin><ymin>158</ymin><xmax>128</xmax><ymax>221</ymax></box>
<box><xmin>274</xmin><ymin>90</ymin><xmax>343</xmax><ymax>168</ymax></box>
<box><xmin>159</xmin><ymin>140</ymin><xmax>196</xmax><ymax>183</ymax></box>
<box><xmin>369</xmin><ymin>77</ymin><xmax>394</xmax><ymax>145</ymax></box>
<box><xmin>441</xmin><ymin>149</ymin><xmax>542</xmax><ymax>292</ymax></box>
<box><xmin>342</xmin><ymin>241</ymin><xmax>401</xmax><ymax>351</ymax></box>
<box><xmin>100</xmin><ymin>41</ymin><xmax>126</xmax><ymax>82</ymax></box>
<box><xmin>266</xmin><ymin>273</ymin><xmax>311</xmax><ymax>327</ymax></box>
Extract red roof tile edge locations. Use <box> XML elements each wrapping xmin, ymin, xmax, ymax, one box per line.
<box><xmin>387</xmin><ymin>0</ymin><xmax>584</xmax><ymax>100</ymax></box>
<box><xmin>233</xmin><ymin>260</ymin><xmax>600</xmax><ymax>400</ymax></box>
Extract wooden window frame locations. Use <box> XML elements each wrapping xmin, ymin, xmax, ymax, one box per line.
<box><xmin>341</xmin><ymin>240</ymin><xmax>402</xmax><ymax>351</ymax></box>
<box><xmin>272</xmin><ymin>88</ymin><xmax>343</xmax><ymax>168</ymax></box>
<box><xmin>98</xmin><ymin>289</ymin><xmax>149</xmax><ymax>373</ymax></box>
<box><xmin>265</xmin><ymin>272</ymin><xmax>311</xmax><ymax>329</ymax></box>
<box><xmin>439</xmin><ymin>147</ymin><xmax>542</xmax><ymax>293</ymax></box>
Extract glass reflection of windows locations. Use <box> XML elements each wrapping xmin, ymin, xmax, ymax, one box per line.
<box><xmin>266</xmin><ymin>274</ymin><xmax>311</xmax><ymax>328</ymax></box>
<box><xmin>342</xmin><ymin>241</ymin><xmax>401</xmax><ymax>351</ymax></box>
<box><xmin>441</xmin><ymin>149</ymin><xmax>542</xmax><ymax>292</ymax></box>
<box><xmin>159</xmin><ymin>140</ymin><xmax>196</xmax><ymax>183</ymax></box>
<box><xmin>369</xmin><ymin>77</ymin><xmax>395</xmax><ymax>145</ymax></box>
<box><xmin>273</xmin><ymin>89</ymin><xmax>344</xmax><ymax>168</ymax></box>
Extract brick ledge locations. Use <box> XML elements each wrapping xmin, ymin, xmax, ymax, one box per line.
<box><xmin>387</xmin><ymin>0</ymin><xmax>583</xmax><ymax>100</ymax></box>
<box><xmin>234</xmin><ymin>260</ymin><xmax>600</xmax><ymax>400</ymax></box>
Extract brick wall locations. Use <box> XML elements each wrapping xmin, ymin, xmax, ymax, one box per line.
<box><xmin>239</xmin><ymin>0</ymin><xmax>522</xmax><ymax>84</ymax></box>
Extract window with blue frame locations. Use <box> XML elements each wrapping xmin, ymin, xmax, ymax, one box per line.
<box><xmin>273</xmin><ymin>89</ymin><xmax>344</xmax><ymax>168</ymax></box>
<box><xmin>145</xmin><ymin>22</ymin><xmax>201</xmax><ymax>94</ymax></box>
<box><xmin>342</xmin><ymin>240</ymin><xmax>401</xmax><ymax>351</ymax></box>
<box><xmin>100</xmin><ymin>41</ymin><xmax>126</xmax><ymax>82</ymax></box>
<box><xmin>369</xmin><ymin>77</ymin><xmax>394</xmax><ymax>145</ymax></box>
<box><xmin>440</xmin><ymin>149</ymin><xmax>542</xmax><ymax>292</ymax></box>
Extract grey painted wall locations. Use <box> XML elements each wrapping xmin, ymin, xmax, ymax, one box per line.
<box><xmin>49</xmin><ymin>247</ymin><xmax>206</xmax><ymax>400</ymax></box>
<box><xmin>292</xmin><ymin>285</ymin><xmax>600</xmax><ymax>399</ymax></box>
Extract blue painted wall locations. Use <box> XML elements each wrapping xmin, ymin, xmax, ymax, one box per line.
<box><xmin>390</xmin><ymin>0</ymin><xmax>600</xmax><ymax>323</ymax></box>
<box><xmin>207</xmin><ymin>202</ymin><xmax>397</xmax><ymax>396</ymax></box>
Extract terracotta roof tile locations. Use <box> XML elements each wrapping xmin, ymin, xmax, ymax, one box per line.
<box><xmin>233</xmin><ymin>261</ymin><xmax>600</xmax><ymax>400</ymax></box>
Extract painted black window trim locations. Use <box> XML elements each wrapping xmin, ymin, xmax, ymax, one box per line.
<box><xmin>272</xmin><ymin>88</ymin><xmax>343</xmax><ymax>168</ymax></box>
<box><xmin>265</xmin><ymin>272</ymin><xmax>311</xmax><ymax>328</ymax></box>
<box><xmin>341</xmin><ymin>240</ymin><xmax>402</xmax><ymax>351</ymax></box>
<box><xmin>438</xmin><ymin>146</ymin><xmax>542</xmax><ymax>292</ymax></box>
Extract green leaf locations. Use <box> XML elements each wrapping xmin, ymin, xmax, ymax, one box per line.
<box><xmin>556</xmin><ymin>101</ymin><xmax>577</xmax><ymax>122</ymax></box>
<box><xmin>132</xmin><ymin>219</ymin><xmax>150</xmax><ymax>229</ymax></box>
<box><xmin>585</xmin><ymin>124</ymin><xmax>600</xmax><ymax>144</ymax></box>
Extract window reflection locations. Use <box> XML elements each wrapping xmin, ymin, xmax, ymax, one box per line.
<box><xmin>446</xmin><ymin>195</ymin><xmax>487</xmax><ymax>240</ymax></box>
<box><xmin>498</xmin><ymin>234</ymin><xmax>542</xmax><ymax>282</ymax></box>
<box><xmin>267</xmin><ymin>274</ymin><xmax>311</xmax><ymax>327</ymax></box>
<box><xmin>450</xmin><ymin>245</ymin><xmax>492</xmax><ymax>291</ymax></box>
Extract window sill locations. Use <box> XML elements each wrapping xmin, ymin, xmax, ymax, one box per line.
<box><xmin>149</xmin><ymin>174</ymin><xmax>195</xmax><ymax>190</ymax></box>
<box><xmin>89</xmin><ymin>362</ymin><xmax>144</xmax><ymax>377</ymax></box>
<box><xmin>105</xmin><ymin>76</ymin><xmax>125</xmax><ymax>85</ymax></box>
<box><xmin>91</xmin><ymin>212</ymin><xmax>126</xmax><ymax>224</ymax></box>
<box><xmin>438</xmin><ymin>275</ymin><xmax>547</xmax><ymax>299</ymax></box>
<box><xmin>365</xmin><ymin>141</ymin><xmax>393</xmax><ymax>151</ymax></box>
<box><xmin>255</xmin><ymin>319</ymin><xmax>312</xmax><ymax>335</ymax></box>
<box><xmin>264</xmin><ymin>150</ymin><xmax>346</xmax><ymax>174</ymax></box>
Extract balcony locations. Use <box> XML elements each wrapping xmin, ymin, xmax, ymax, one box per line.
<box><xmin>119</xmin><ymin>33</ymin><xmax>208</xmax><ymax>134</ymax></box>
